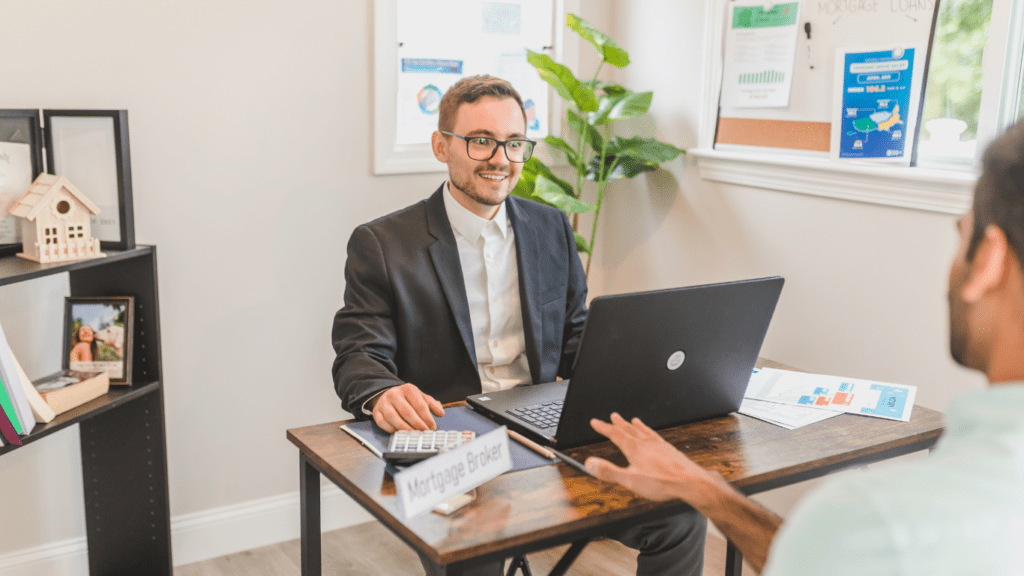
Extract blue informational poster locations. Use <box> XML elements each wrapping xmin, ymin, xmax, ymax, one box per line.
<box><xmin>836</xmin><ymin>48</ymin><xmax>915</xmax><ymax>159</ymax></box>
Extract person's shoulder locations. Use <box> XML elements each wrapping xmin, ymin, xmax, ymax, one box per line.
<box><xmin>360</xmin><ymin>197</ymin><xmax>432</xmax><ymax>233</ymax></box>
<box><xmin>763</xmin><ymin>474</ymin><xmax>893</xmax><ymax>576</ymax></box>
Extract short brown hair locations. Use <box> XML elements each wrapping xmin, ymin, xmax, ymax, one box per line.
<box><xmin>437</xmin><ymin>75</ymin><xmax>527</xmax><ymax>133</ymax></box>
<box><xmin>970</xmin><ymin>121</ymin><xmax>1024</xmax><ymax>266</ymax></box>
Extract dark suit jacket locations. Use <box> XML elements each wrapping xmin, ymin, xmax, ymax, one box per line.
<box><xmin>332</xmin><ymin>185</ymin><xmax>588</xmax><ymax>416</ymax></box>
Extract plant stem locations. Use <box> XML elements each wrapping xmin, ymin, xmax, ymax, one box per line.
<box><xmin>586</xmin><ymin>126</ymin><xmax>618</xmax><ymax>277</ymax></box>
<box><xmin>572</xmin><ymin>61</ymin><xmax>606</xmax><ymax>203</ymax></box>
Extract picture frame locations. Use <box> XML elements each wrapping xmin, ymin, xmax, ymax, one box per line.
<box><xmin>0</xmin><ymin>110</ymin><xmax>44</xmax><ymax>257</ymax></box>
<box><xmin>63</xmin><ymin>296</ymin><xmax>134</xmax><ymax>386</ymax></box>
<box><xmin>43</xmin><ymin>110</ymin><xmax>135</xmax><ymax>251</ymax></box>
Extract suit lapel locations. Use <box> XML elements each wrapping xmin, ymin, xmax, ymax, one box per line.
<box><xmin>426</xmin><ymin>187</ymin><xmax>478</xmax><ymax>367</ymax></box>
<box><xmin>507</xmin><ymin>198</ymin><xmax>543</xmax><ymax>384</ymax></box>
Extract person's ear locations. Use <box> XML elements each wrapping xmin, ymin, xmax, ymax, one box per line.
<box><xmin>431</xmin><ymin>131</ymin><xmax>448</xmax><ymax>163</ymax></box>
<box><xmin>963</xmin><ymin>225</ymin><xmax>1010</xmax><ymax>302</ymax></box>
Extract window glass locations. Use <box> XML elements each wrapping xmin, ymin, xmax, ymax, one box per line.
<box><xmin>918</xmin><ymin>0</ymin><xmax>994</xmax><ymax>166</ymax></box>
<box><xmin>1016</xmin><ymin>60</ymin><xmax>1024</xmax><ymax>122</ymax></box>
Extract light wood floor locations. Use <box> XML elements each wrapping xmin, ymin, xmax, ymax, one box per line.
<box><xmin>174</xmin><ymin>520</ymin><xmax>753</xmax><ymax>576</ymax></box>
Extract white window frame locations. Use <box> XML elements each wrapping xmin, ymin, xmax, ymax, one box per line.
<box><xmin>372</xmin><ymin>0</ymin><xmax>577</xmax><ymax>175</ymax></box>
<box><xmin>692</xmin><ymin>0</ymin><xmax>1024</xmax><ymax>215</ymax></box>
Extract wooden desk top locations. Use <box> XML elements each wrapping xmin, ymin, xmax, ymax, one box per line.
<box><xmin>288</xmin><ymin>360</ymin><xmax>944</xmax><ymax>566</ymax></box>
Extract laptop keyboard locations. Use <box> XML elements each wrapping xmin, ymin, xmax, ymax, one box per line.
<box><xmin>507</xmin><ymin>400</ymin><xmax>564</xmax><ymax>430</ymax></box>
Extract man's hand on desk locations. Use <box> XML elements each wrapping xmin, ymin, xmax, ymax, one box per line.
<box><xmin>584</xmin><ymin>413</ymin><xmax>722</xmax><ymax>505</ymax></box>
<box><xmin>369</xmin><ymin>383</ymin><xmax>445</xmax><ymax>432</ymax></box>
<box><xmin>585</xmin><ymin>413</ymin><xmax>782</xmax><ymax>572</ymax></box>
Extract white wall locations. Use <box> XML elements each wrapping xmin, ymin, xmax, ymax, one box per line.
<box><xmin>0</xmin><ymin>0</ymin><xmax>435</xmax><ymax>568</ymax></box>
<box><xmin>0</xmin><ymin>0</ymin><xmax>608</xmax><ymax>572</ymax></box>
<box><xmin>595</xmin><ymin>0</ymin><xmax>986</xmax><ymax>516</ymax></box>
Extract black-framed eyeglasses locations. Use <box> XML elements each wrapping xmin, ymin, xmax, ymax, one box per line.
<box><xmin>441</xmin><ymin>131</ymin><xmax>536</xmax><ymax>163</ymax></box>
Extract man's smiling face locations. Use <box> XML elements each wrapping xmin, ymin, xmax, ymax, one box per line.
<box><xmin>434</xmin><ymin>96</ymin><xmax>527</xmax><ymax>219</ymax></box>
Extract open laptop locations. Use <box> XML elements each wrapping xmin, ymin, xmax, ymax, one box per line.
<box><xmin>466</xmin><ymin>277</ymin><xmax>784</xmax><ymax>449</ymax></box>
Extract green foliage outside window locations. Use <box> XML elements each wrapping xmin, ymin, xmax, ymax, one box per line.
<box><xmin>922</xmin><ymin>0</ymin><xmax>993</xmax><ymax>140</ymax></box>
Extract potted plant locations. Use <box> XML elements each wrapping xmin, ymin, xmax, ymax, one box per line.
<box><xmin>512</xmin><ymin>13</ymin><xmax>684</xmax><ymax>276</ymax></box>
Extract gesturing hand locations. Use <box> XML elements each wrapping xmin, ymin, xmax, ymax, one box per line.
<box><xmin>371</xmin><ymin>383</ymin><xmax>445</xmax><ymax>432</ymax></box>
<box><xmin>585</xmin><ymin>413</ymin><xmax>719</xmax><ymax>505</ymax></box>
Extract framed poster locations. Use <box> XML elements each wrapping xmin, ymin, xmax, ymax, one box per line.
<box><xmin>44</xmin><ymin>110</ymin><xmax>135</xmax><ymax>251</ymax></box>
<box><xmin>0</xmin><ymin>110</ymin><xmax>44</xmax><ymax>257</ymax></box>
<box><xmin>830</xmin><ymin>46</ymin><xmax>924</xmax><ymax>164</ymax></box>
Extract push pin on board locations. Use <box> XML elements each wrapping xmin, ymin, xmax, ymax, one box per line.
<box><xmin>804</xmin><ymin>22</ymin><xmax>814</xmax><ymax>69</ymax></box>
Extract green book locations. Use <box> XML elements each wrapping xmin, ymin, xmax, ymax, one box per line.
<box><xmin>0</xmin><ymin>373</ymin><xmax>24</xmax><ymax>435</ymax></box>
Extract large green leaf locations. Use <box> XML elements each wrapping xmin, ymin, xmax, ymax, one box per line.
<box><xmin>592</xmin><ymin>91</ymin><xmax>653</xmax><ymax>125</ymax></box>
<box><xmin>526</xmin><ymin>50</ymin><xmax>598</xmax><ymax>112</ymax></box>
<box><xmin>584</xmin><ymin>80</ymin><xmax>628</xmax><ymax>96</ymax></box>
<box><xmin>567</xmin><ymin>109</ymin><xmax>604</xmax><ymax>153</ymax></box>
<box><xmin>511</xmin><ymin>156</ymin><xmax>542</xmax><ymax>199</ymax></box>
<box><xmin>533</xmin><ymin>175</ymin><xmax>595</xmax><ymax>214</ymax></box>
<box><xmin>529</xmin><ymin>156</ymin><xmax>575</xmax><ymax>195</ymax></box>
<box><xmin>586</xmin><ymin>154</ymin><xmax>657</xmax><ymax>181</ymax></box>
<box><xmin>574</xmin><ymin>232</ymin><xmax>591</xmax><ymax>254</ymax></box>
<box><xmin>607</xmin><ymin>136</ymin><xmax>685</xmax><ymax>163</ymax></box>
<box><xmin>512</xmin><ymin>157</ymin><xmax>574</xmax><ymax>200</ymax></box>
<box><xmin>543</xmin><ymin>136</ymin><xmax>580</xmax><ymax>168</ymax></box>
<box><xmin>566</xmin><ymin>13</ymin><xmax>630</xmax><ymax>68</ymax></box>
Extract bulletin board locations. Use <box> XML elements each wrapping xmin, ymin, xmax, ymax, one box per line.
<box><xmin>714</xmin><ymin>0</ymin><xmax>941</xmax><ymax>156</ymax></box>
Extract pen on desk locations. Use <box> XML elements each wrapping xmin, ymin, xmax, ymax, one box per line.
<box><xmin>506</xmin><ymin>429</ymin><xmax>594</xmax><ymax>476</ymax></box>
<box><xmin>804</xmin><ymin>22</ymin><xmax>814</xmax><ymax>69</ymax></box>
<box><xmin>507</xmin><ymin>428</ymin><xmax>556</xmax><ymax>459</ymax></box>
<box><xmin>550</xmin><ymin>447</ymin><xmax>592</xmax><ymax>476</ymax></box>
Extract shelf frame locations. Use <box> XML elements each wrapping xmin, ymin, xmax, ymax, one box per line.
<box><xmin>0</xmin><ymin>245</ymin><xmax>172</xmax><ymax>575</ymax></box>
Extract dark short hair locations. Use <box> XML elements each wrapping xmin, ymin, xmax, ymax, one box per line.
<box><xmin>970</xmin><ymin>121</ymin><xmax>1024</xmax><ymax>265</ymax></box>
<box><xmin>437</xmin><ymin>75</ymin><xmax>527</xmax><ymax>133</ymax></box>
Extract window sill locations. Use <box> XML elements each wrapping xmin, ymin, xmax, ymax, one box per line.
<box><xmin>690</xmin><ymin>148</ymin><xmax>976</xmax><ymax>215</ymax></box>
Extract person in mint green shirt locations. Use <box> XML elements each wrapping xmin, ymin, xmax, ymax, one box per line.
<box><xmin>583</xmin><ymin>119</ymin><xmax>1024</xmax><ymax>576</ymax></box>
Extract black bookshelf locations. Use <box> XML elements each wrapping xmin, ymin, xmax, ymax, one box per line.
<box><xmin>0</xmin><ymin>246</ymin><xmax>172</xmax><ymax>575</ymax></box>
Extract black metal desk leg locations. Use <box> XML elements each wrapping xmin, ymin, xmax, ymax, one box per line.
<box><xmin>725</xmin><ymin>541</ymin><xmax>743</xmax><ymax>576</ymax></box>
<box><xmin>548</xmin><ymin>539</ymin><xmax>590</xmax><ymax>576</ymax></box>
<box><xmin>419</xmin><ymin>553</ymin><xmax>469</xmax><ymax>575</ymax></box>
<box><xmin>301</xmin><ymin>454</ymin><xmax>322</xmax><ymax>576</ymax></box>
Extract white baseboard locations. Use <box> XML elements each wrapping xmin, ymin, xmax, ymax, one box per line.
<box><xmin>0</xmin><ymin>484</ymin><xmax>373</xmax><ymax>576</ymax></box>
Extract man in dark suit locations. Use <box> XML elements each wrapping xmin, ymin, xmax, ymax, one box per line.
<box><xmin>332</xmin><ymin>75</ymin><xmax>706</xmax><ymax>576</ymax></box>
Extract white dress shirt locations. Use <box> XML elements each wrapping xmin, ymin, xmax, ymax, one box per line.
<box><xmin>361</xmin><ymin>184</ymin><xmax>532</xmax><ymax>415</ymax></box>
<box><xmin>763</xmin><ymin>383</ymin><xmax>1024</xmax><ymax>576</ymax></box>
<box><xmin>442</xmin><ymin>183</ymin><xmax>531</xmax><ymax>393</ymax></box>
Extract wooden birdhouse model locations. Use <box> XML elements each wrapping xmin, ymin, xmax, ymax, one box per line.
<box><xmin>8</xmin><ymin>174</ymin><xmax>105</xmax><ymax>263</ymax></box>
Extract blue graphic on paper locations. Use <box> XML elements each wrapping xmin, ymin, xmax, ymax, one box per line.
<box><xmin>839</xmin><ymin>382</ymin><xmax>852</xmax><ymax>392</ymax></box>
<box><xmin>798</xmin><ymin>395</ymin><xmax>816</xmax><ymax>405</ymax></box>
<box><xmin>416</xmin><ymin>85</ymin><xmax>443</xmax><ymax>114</ymax></box>
<box><xmin>524</xmin><ymin>99</ymin><xmax>540</xmax><ymax>131</ymax></box>
<box><xmin>860</xmin><ymin>384</ymin><xmax>910</xmax><ymax>419</ymax></box>
<box><xmin>813</xmin><ymin>387</ymin><xmax>828</xmax><ymax>395</ymax></box>
<box><xmin>838</xmin><ymin>48</ymin><xmax>915</xmax><ymax>159</ymax></box>
<box><xmin>401</xmin><ymin>58</ymin><xmax>463</xmax><ymax>74</ymax></box>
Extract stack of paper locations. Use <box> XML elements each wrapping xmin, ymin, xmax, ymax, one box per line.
<box><xmin>741</xmin><ymin>368</ymin><xmax>917</xmax><ymax>429</ymax></box>
<box><xmin>739</xmin><ymin>397</ymin><xmax>840</xmax><ymax>430</ymax></box>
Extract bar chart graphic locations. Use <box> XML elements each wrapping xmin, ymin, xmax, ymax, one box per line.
<box><xmin>739</xmin><ymin>70</ymin><xmax>786</xmax><ymax>84</ymax></box>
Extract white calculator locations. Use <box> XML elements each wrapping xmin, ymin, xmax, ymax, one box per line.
<box><xmin>383</xmin><ymin>430</ymin><xmax>476</xmax><ymax>465</ymax></box>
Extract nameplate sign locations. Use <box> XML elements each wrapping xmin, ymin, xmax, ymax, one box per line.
<box><xmin>394</xmin><ymin>426</ymin><xmax>512</xmax><ymax>518</ymax></box>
